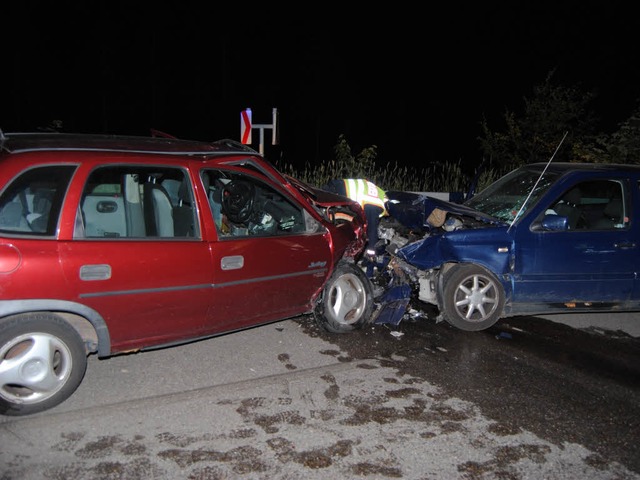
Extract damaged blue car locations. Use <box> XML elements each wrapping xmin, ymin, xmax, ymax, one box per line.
<box><xmin>370</xmin><ymin>162</ymin><xmax>640</xmax><ymax>331</ymax></box>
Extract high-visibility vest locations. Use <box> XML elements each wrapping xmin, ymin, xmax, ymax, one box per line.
<box><xmin>343</xmin><ymin>179</ymin><xmax>387</xmax><ymax>216</ymax></box>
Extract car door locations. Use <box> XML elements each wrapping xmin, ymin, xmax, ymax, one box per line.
<box><xmin>60</xmin><ymin>163</ymin><xmax>215</xmax><ymax>353</ymax></box>
<box><xmin>201</xmin><ymin>168</ymin><xmax>333</xmax><ymax>330</ymax></box>
<box><xmin>512</xmin><ymin>177</ymin><xmax>637</xmax><ymax>305</ymax></box>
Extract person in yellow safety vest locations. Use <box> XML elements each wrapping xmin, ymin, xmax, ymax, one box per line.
<box><xmin>322</xmin><ymin>179</ymin><xmax>387</xmax><ymax>258</ymax></box>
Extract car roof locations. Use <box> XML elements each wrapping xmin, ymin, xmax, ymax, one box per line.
<box><xmin>527</xmin><ymin>162</ymin><xmax>640</xmax><ymax>174</ymax></box>
<box><xmin>0</xmin><ymin>132</ymin><xmax>260</xmax><ymax>157</ymax></box>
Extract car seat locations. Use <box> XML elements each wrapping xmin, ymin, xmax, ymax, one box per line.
<box><xmin>173</xmin><ymin>180</ymin><xmax>194</xmax><ymax>237</ymax></box>
<box><xmin>204</xmin><ymin>173</ymin><xmax>224</xmax><ymax>231</ymax></box>
<box><xmin>143</xmin><ymin>182</ymin><xmax>174</xmax><ymax>237</ymax></box>
<box><xmin>161</xmin><ymin>179</ymin><xmax>181</xmax><ymax>206</ymax></box>
<box><xmin>0</xmin><ymin>201</ymin><xmax>30</xmax><ymax>230</ymax></box>
<box><xmin>592</xmin><ymin>198</ymin><xmax>623</xmax><ymax>229</ymax></box>
<box><xmin>554</xmin><ymin>188</ymin><xmax>582</xmax><ymax>229</ymax></box>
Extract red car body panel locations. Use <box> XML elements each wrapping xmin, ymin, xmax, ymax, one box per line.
<box><xmin>0</xmin><ymin>133</ymin><xmax>366</xmax><ymax>356</ymax></box>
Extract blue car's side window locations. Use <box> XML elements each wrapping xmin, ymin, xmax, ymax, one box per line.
<box><xmin>545</xmin><ymin>179</ymin><xmax>627</xmax><ymax>231</ymax></box>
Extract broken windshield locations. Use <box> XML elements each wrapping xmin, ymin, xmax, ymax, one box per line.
<box><xmin>465</xmin><ymin>166</ymin><xmax>560</xmax><ymax>222</ymax></box>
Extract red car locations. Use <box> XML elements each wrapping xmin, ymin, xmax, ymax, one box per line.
<box><xmin>0</xmin><ymin>132</ymin><xmax>372</xmax><ymax>416</ymax></box>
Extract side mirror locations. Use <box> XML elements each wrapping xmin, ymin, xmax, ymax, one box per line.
<box><xmin>539</xmin><ymin>214</ymin><xmax>569</xmax><ymax>231</ymax></box>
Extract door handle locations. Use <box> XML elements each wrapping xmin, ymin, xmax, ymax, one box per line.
<box><xmin>221</xmin><ymin>255</ymin><xmax>244</xmax><ymax>271</ymax></box>
<box><xmin>614</xmin><ymin>242</ymin><xmax>636</xmax><ymax>249</ymax></box>
<box><xmin>79</xmin><ymin>264</ymin><xmax>112</xmax><ymax>280</ymax></box>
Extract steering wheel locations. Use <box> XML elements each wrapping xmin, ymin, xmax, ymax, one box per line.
<box><xmin>221</xmin><ymin>180</ymin><xmax>255</xmax><ymax>224</ymax></box>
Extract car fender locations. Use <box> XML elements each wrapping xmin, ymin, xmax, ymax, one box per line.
<box><xmin>396</xmin><ymin>227</ymin><xmax>513</xmax><ymax>272</ymax></box>
<box><xmin>0</xmin><ymin>299</ymin><xmax>111</xmax><ymax>357</ymax></box>
<box><xmin>396</xmin><ymin>226</ymin><xmax>516</xmax><ymax>307</ymax></box>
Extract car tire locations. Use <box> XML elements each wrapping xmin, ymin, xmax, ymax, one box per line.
<box><xmin>441</xmin><ymin>263</ymin><xmax>505</xmax><ymax>331</ymax></box>
<box><xmin>314</xmin><ymin>262</ymin><xmax>374</xmax><ymax>333</ymax></box>
<box><xmin>0</xmin><ymin>313</ymin><xmax>88</xmax><ymax>416</ymax></box>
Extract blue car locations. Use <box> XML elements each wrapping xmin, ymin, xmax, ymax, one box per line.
<box><xmin>373</xmin><ymin>162</ymin><xmax>640</xmax><ymax>331</ymax></box>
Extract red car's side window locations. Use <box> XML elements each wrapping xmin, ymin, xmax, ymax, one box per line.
<box><xmin>76</xmin><ymin>166</ymin><xmax>198</xmax><ymax>239</ymax></box>
<box><xmin>0</xmin><ymin>165</ymin><xmax>76</xmax><ymax>236</ymax></box>
<box><xmin>202</xmin><ymin>169</ymin><xmax>310</xmax><ymax>238</ymax></box>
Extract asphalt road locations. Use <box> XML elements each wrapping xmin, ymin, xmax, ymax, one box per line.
<box><xmin>539</xmin><ymin>311</ymin><xmax>640</xmax><ymax>338</ymax></box>
<box><xmin>0</xmin><ymin>311</ymin><xmax>639</xmax><ymax>479</ymax></box>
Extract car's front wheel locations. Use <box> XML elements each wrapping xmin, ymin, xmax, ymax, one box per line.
<box><xmin>440</xmin><ymin>263</ymin><xmax>505</xmax><ymax>331</ymax></box>
<box><xmin>0</xmin><ymin>313</ymin><xmax>88</xmax><ymax>416</ymax></box>
<box><xmin>314</xmin><ymin>262</ymin><xmax>374</xmax><ymax>333</ymax></box>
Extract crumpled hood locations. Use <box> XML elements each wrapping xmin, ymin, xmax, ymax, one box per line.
<box><xmin>385</xmin><ymin>190</ymin><xmax>502</xmax><ymax>230</ymax></box>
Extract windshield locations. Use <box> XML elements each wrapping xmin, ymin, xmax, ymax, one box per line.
<box><xmin>465</xmin><ymin>166</ymin><xmax>560</xmax><ymax>222</ymax></box>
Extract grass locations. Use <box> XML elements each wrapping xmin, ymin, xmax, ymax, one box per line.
<box><xmin>277</xmin><ymin>157</ymin><xmax>507</xmax><ymax>195</ymax></box>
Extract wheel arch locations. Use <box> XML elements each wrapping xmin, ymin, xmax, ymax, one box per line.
<box><xmin>0</xmin><ymin>300</ymin><xmax>111</xmax><ymax>357</ymax></box>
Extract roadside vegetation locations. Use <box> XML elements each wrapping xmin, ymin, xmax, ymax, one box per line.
<box><xmin>278</xmin><ymin>70</ymin><xmax>640</xmax><ymax>194</ymax></box>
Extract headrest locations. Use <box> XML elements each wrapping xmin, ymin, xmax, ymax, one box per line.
<box><xmin>604</xmin><ymin>198</ymin><xmax>622</xmax><ymax>218</ymax></box>
<box><xmin>201</xmin><ymin>173</ymin><xmax>210</xmax><ymax>191</ymax></box>
<box><xmin>161</xmin><ymin>179</ymin><xmax>181</xmax><ymax>205</ymax></box>
<box><xmin>562</xmin><ymin>188</ymin><xmax>581</xmax><ymax>205</ymax></box>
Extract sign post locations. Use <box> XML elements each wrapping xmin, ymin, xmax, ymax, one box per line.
<box><xmin>240</xmin><ymin>108</ymin><xmax>278</xmax><ymax>155</ymax></box>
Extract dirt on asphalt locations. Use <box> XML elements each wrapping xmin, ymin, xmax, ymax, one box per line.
<box><xmin>1</xmin><ymin>309</ymin><xmax>639</xmax><ymax>479</ymax></box>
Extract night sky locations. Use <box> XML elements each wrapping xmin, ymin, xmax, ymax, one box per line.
<box><xmin>3</xmin><ymin>2</ymin><xmax>640</xmax><ymax>172</ymax></box>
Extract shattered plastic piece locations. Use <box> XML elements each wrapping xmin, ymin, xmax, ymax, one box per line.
<box><xmin>496</xmin><ymin>331</ymin><xmax>512</xmax><ymax>339</ymax></box>
<box><xmin>442</xmin><ymin>217</ymin><xmax>463</xmax><ymax>231</ymax></box>
<box><xmin>390</xmin><ymin>330</ymin><xmax>404</xmax><ymax>338</ymax></box>
<box><xmin>374</xmin><ymin>284</ymin><xmax>412</xmax><ymax>325</ymax></box>
<box><xmin>375</xmin><ymin>300</ymin><xmax>410</xmax><ymax>325</ymax></box>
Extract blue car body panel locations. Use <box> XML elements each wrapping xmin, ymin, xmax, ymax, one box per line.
<box><xmin>396</xmin><ymin>226</ymin><xmax>513</xmax><ymax>273</ymax></box>
<box><xmin>374</xmin><ymin>163</ymin><xmax>640</xmax><ymax>326</ymax></box>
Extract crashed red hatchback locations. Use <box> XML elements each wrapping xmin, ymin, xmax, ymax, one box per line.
<box><xmin>0</xmin><ymin>132</ymin><xmax>371</xmax><ymax>416</ymax></box>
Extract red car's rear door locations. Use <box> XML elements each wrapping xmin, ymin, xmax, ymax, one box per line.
<box><xmin>60</xmin><ymin>164</ymin><xmax>216</xmax><ymax>354</ymax></box>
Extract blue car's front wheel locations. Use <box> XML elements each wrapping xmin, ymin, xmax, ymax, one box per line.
<box><xmin>441</xmin><ymin>263</ymin><xmax>505</xmax><ymax>331</ymax></box>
